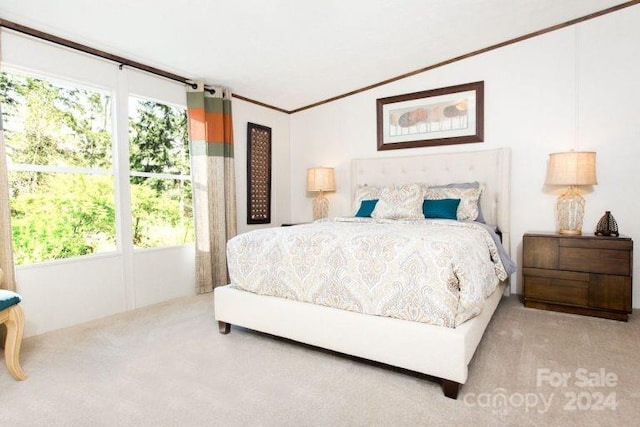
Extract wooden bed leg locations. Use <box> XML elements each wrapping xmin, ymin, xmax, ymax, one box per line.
<box><xmin>218</xmin><ymin>321</ymin><xmax>230</xmax><ymax>335</ymax></box>
<box><xmin>442</xmin><ymin>379</ymin><xmax>461</xmax><ymax>399</ymax></box>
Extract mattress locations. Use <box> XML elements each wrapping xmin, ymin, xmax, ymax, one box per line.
<box><xmin>226</xmin><ymin>218</ymin><xmax>512</xmax><ymax>327</ymax></box>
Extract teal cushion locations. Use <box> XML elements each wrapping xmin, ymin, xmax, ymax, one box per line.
<box><xmin>423</xmin><ymin>198</ymin><xmax>461</xmax><ymax>220</ymax></box>
<box><xmin>429</xmin><ymin>182</ymin><xmax>485</xmax><ymax>223</ymax></box>
<box><xmin>0</xmin><ymin>290</ymin><xmax>21</xmax><ymax>311</ymax></box>
<box><xmin>355</xmin><ymin>199</ymin><xmax>379</xmax><ymax>218</ymax></box>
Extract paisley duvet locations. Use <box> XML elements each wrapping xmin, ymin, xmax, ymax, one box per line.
<box><xmin>226</xmin><ymin>218</ymin><xmax>512</xmax><ymax>327</ymax></box>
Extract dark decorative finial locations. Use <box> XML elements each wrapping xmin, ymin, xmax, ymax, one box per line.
<box><xmin>595</xmin><ymin>211</ymin><xmax>619</xmax><ymax>237</ymax></box>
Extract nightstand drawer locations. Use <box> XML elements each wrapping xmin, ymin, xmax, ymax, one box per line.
<box><xmin>559</xmin><ymin>247</ymin><xmax>630</xmax><ymax>276</ymax></box>
<box><xmin>559</xmin><ymin>238</ymin><xmax>633</xmax><ymax>251</ymax></box>
<box><xmin>589</xmin><ymin>274</ymin><xmax>632</xmax><ymax>312</ymax></box>
<box><xmin>522</xmin><ymin>236</ymin><xmax>558</xmax><ymax>269</ymax></box>
<box><xmin>524</xmin><ymin>275</ymin><xmax>589</xmax><ymax>306</ymax></box>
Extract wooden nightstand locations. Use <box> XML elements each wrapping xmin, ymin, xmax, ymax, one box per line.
<box><xmin>522</xmin><ymin>232</ymin><xmax>633</xmax><ymax>321</ymax></box>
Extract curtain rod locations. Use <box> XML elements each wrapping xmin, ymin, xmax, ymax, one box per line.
<box><xmin>0</xmin><ymin>18</ymin><xmax>219</xmax><ymax>93</ymax></box>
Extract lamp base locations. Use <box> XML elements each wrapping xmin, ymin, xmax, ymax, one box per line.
<box><xmin>312</xmin><ymin>191</ymin><xmax>329</xmax><ymax>221</ymax></box>
<box><xmin>556</xmin><ymin>186</ymin><xmax>585</xmax><ymax>235</ymax></box>
<box><xmin>558</xmin><ymin>228</ymin><xmax>582</xmax><ymax>235</ymax></box>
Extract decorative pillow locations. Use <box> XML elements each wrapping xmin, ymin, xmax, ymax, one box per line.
<box><xmin>422</xmin><ymin>198</ymin><xmax>460</xmax><ymax>220</ymax></box>
<box><xmin>371</xmin><ymin>183</ymin><xmax>424</xmax><ymax>220</ymax></box>
<box><xmin>427</xmin><ymin>182</ymin><xmax>486</xmax><ymax>223</ymax></box>
<box><xmin>355</xmin><ymin>199</ymin><xmax>378</xmax><ymax>218</ymax></box>
<box><xmin>352</xmin><ymin>185</ymin><xmax>381</xmax><ymax>215</ymax></box>
<box><xmin>424</xmin><ymin>187</ymin><xmax>482</xmax><ymax>221</ymax></box>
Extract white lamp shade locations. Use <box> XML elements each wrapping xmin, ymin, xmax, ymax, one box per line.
<box><xmin>306</xmin><ymin>167</ymin><xmax>336</xmax><ymax>192</ymax></box>
<box><xmin>545</xmin><ymin>151</ymin><xmax>597</xmax><ymax>186</ymax></box>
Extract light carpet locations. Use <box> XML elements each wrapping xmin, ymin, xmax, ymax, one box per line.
<box><xmin>1</xmin><ymin>294</ymin><xmax>639</xmax><ymax>426</ymax></box>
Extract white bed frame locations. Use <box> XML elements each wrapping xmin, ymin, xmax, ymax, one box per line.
<box><xmin>215</xmin><ymin>148</ymin><xmax>511</xmax><ymax>399</ymax></box>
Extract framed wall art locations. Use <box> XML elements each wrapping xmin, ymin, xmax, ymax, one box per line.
<box><xmin>376</xmin><ymin>81</ymin><xmax>484</xmax><ymax>151</ymax></box>
<box><xmin>246</xmin><ymin>122</ymin><xmax>272</xmax><ymax>224</ymax></box>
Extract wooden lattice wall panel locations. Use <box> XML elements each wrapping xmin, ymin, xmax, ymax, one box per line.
<box><xmin>247</xmin><ymin>123</ymin><xmax>272</xmax><ymax>224</ymax></box>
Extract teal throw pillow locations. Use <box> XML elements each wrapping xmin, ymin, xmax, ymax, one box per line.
<box><xmin>355</xmin><ymin>199</ymin><xmax>378</xmax><ymax>218</ymax></box>
<box><xmin>423</xmin><ymin>198</ymin><xmax>460</xmax><ymax>220</ymax></box>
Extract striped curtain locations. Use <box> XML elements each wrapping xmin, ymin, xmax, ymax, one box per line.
<box><xmin>187</xmin><ymin>83</ymin><xmax>237</xmax><ymax>293</ymax></box>
<box><xmin>0</xmin><ymin>36</ymin><xmax>17</xmax><ymax>292</ymax></box>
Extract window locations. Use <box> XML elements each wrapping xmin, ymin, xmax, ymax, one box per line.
<box><xmin>128</xmin><ymin>97</ymin><xmax>193</xmax><ymax>248</ymax></box>
<box><xmin>1</xmin><ymin>71</ymin><xmax>116</xmax><ymax>264</ymax></box>
<box><xmin>1</xmin><ymin>69</ymin><xmax>194</xmax><ymax>264</ymax></box>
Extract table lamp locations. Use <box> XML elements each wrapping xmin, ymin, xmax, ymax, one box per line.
<box><xmin>306</xmin><ymin>167</ymin><xmax>336</xmax><ymax>220</ymax></box>
<box><xmin>545</xmin><ymin>151</ymin><xmax>597</xmax><ymax>235</ymax></box>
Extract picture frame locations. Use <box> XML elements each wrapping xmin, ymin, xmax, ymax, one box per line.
<box><xmin>376</xmin><ymin>81</ymin><xmax>484</xmax><ymax>151</ymax></box>
<box><xmin>246</xmin><ymin>122</ymin><xmax>272</xmax><ymax>224</ymax></box>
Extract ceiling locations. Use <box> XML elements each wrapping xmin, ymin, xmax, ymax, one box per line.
<box><xmin>0</xmin><ymin>0</ymin><xmax>632</xmax><ymax>112</ymax></box>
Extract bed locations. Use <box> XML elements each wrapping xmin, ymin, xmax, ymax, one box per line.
<box><xmin>214</xmin><ymin>148</ymin><xmax>512</xmax><ymax>399</ymax></box>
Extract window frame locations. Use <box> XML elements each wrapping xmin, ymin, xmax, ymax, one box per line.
<box><xmin>1</xmin><ymin>59</ymin><xmax>194</xmax><ymax>266</ymax></box>
<box><xmin>1</xmin><ymin>67</ymin><xmax>119</xmax><ymax>265</ymax></box>
<box><xmin>127</xmin><ymin>94</ymin><xmax>194</xmax><ymax>250</ymax></box>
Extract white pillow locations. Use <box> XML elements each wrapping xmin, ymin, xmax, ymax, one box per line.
<box><xmin>371</xmin><ymin>183</ymin><xmax>424</xmax><ymax>220</ymax></box>
<box><xmin>424</xmin><ymin>187</ymin><xmax>482</xmax><ymax>221</ymax></box>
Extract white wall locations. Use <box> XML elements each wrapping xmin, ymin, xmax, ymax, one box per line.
<box><xmin>289</xmin><ymin>6</ymin><xmax>640</xmax><ymax>306</ymax></box>
<box><xmin>17</xmin><ymin>247</ymin><xmax>196</xmax><ymax>337</ymax></box>
<box><xmin>2</xmin><ymin>30</ymin><xmax>291</xmax><ymax>336</ymax></box>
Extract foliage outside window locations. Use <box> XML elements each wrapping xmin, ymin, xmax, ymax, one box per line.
<box><xmin>128</xmin><ymin>97</ymin><xmax>193</xmax><ymax>248</ymax></box>
<box><xmin>1</xmin><ymin>71</ymin><xmax>116</xmax><ymax>264</ymax></box>
<box><xmin>0</xmin><ymin>71</ymin><xmax>194</xmax><ymax>265</ymax></box>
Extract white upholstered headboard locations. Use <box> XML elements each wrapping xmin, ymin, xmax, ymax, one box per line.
<box><xmin>351</xmin><ymin>148</ymin><xmax>511</xmax><ymax>252</ymax></box>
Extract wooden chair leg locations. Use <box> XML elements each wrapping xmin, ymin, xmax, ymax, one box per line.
<box><xmin>4</xmin><ymin>304</ymin><xmax>27</xmax><ymax>380</ymax></box>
